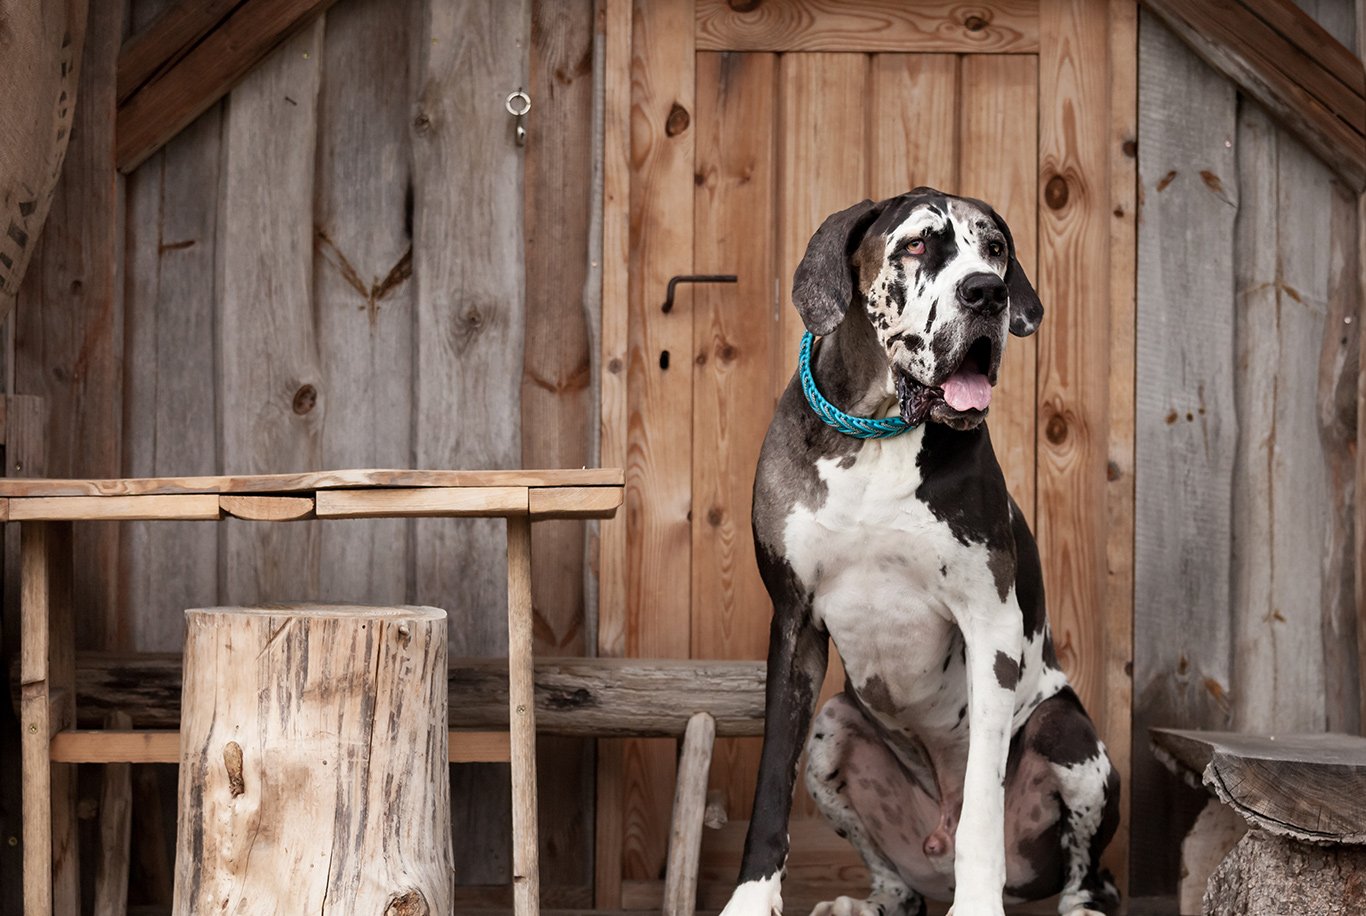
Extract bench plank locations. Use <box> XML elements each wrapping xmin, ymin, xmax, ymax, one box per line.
<box><xmin>1151</xmin><ymin>728</ymin><xmax>1366</xmax><ymax>843</ymax></box>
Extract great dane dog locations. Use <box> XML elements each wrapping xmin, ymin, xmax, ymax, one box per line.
<box><xmin>720</xmin><ymin>189</ymin><xmax>1119</xmax><ymax>916</ymax></box>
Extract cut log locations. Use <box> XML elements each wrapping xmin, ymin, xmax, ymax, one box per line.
<box><xmin>1204</xmin><ymin>829</ymin><xmax>1366</xmax><ymax>916</ymax></box>
<box><xmin>172</xmin><ymin>604</ymin><xmax>453</xmax><ymax>914</ymax></box>
<box><xmin>1179</xmin><ymin>799</ymin><xmax>1247</xmax><ymax>915</ymax></box>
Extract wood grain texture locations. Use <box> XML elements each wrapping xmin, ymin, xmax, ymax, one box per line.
<box><xmin>621</xmin><ymin>0</ymin><xmax>696</xmax><ymax>884</ymax></box>
<box><xmin>692</xmin><ymin>49</ymin><xmax>775</xmax><ymax>826</ymax></box>
<box><xmin>506</xmin><ymin>516</ymin><xmax>541</xmax><ymax>916</ymax></box>
<box><xmin>15</xmin><ymin>0</ymin><xmax>125</xmax><ymax>651</ymax></box>
<box><xmin>46</xmin><ymin>729</ymin><xmax>515</xmax><ymax>764</ymax></box>
<box><xmin>1103</xmin><ymin>0</ymin><xmax>1138</xmax><ymax>890</ymax></box>
<box><xmin>172</xmin><ymin>604</ymin><xmax>452</xmax><ymax>914</ymax></box>
<box><xmin>695</xmin><ymin>0</ymin><xmax>1040</xmax><ymax>53</ymax></box>
<box><xmin>218</xmin><ymin>495</ymin><xmax>314</xmax><ymax>521</ymax></box>
<box><xmin>869</xmin><ymin>54</ymin><xmax>959</xmax><ymax>199</ymax></box>
<box><xmin>960</xmin><ymin>53</ymin><xmax>1039</xmax><ymax>525</ymax></box>
<box><xmin>0</xmin><ymin>467</ymin><xmax>622</xmax><ymax>497</ymax></box>
<box><xmin>1230</xmin><ymin>101</ymin><xmax>1332</xmax><ymax>734</ymax></box>
<box><xmin>313</xmin><ymin>0</ymin><xmax>415</xmax><ymax>607</ymax></box>
<box><xmin>92</xmin><ymin>711</ymin><xmax>133</xmax><ymax>916</ymax></box>
<box><xmin>1205</xmin><ymin>829</ymin><xmax>1366</xmax><ymax>916</ymax></box>
<box><xmin>524</xmin><ymin>0</ymin><xmax>598</xmax><ymax>891</ymax></box>
<box><xmin>116</xmin><ymin>0</ymin><xmax>241</xmax><ymax>102</ymax></box>
<box><xmin>116</xmin><ymin>0</ymin><xmax>342</xmax><ymax>172</ymax></box>
<box><xmin>1037</xmin><ymin>0</ymin><xmax>1114</xmax><ymax>730</ymax></box>
<box><xmin>120</xmin><ymin>44</ymin><xmax>221</xmax><ymax>651</ymax></box>
<box><xmin>9</xmin><ymin>494</ymin><xmax>221</xmax><ymax>521</ymax></box>
<box><xmin>663</xmin><ymin>712</ymin><xmax>716</xmax><ymax>916</ymax></box>
<box><xmin>1132</xmin><ymin>11</ymin><xmax>1238</xmax><ymax>896</ymax></box>
<box><xmin>216</xmin><ymin>21</ymin><xmax>324</xmax><ymax>608</ymax></box>
<box><xmin>314</xmin><ymin>487</ymin><xmax>529</xmax><ymax>519</ymax></box>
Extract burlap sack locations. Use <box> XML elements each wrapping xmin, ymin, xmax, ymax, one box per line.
<box><xmin>0</xmin><ymin>0</ymin><xmax>87</xmax><ymax>321</ymax></box>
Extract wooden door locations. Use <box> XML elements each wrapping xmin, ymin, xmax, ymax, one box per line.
<box><xmin>597</xmin><ymin>1</ymin><xmax>1136</xmax><ymax>908</ymax></box>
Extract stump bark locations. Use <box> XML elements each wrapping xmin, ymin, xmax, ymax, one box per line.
<box><xmin>1204</xmin><ymin>830</ymin><xmax>1366</xmax><ymax>916</ymax></box>
<box><xmin>172</xmin><ymin>604</ymin><xmax>452</xmax><ymax>915</ymax></box>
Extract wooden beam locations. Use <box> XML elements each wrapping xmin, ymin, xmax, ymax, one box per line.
<box><xmin>115</xmin><ymin>0</ymin><xmax>340</xmax><ymax>173</ymax></box>
<box><xmin>8</xmin><ymin>494</ymin><xmax>221</xmax><ymax>522</ymax></box>
<box><xmin>59</xmin><ymin>652</ymin><xmax>769</xmax><ymax>736</ymax></box>
<box><xmin>314</xmin><ymin>486</ymin><xmax>529</xmax><ymax>519</ymax></box>
<box><xmin>1140</xmin><ymin>0</ymin><xmax>1366</xmax><ymax>191</ymax></box>
<box><xmin>662</xmin><ymin>712</ymin><xmax>716</xmax><ymax>916</ymax></box>
<box><xmin>49</xmin><ymin>729</ymin><xmax>513</xmax><ymax>764</ymax></box>
<box><xmin>116</xmin><ymin>0</ymin><xmax>241</xmax><ymax>104</ymax></box>
<box><xmin>528</xmin><ymin>485</ymin><xmax>623</xmax><ymax>519</ymax></box>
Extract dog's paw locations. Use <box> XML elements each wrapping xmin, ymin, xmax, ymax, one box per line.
<box><xmin>720</xmin><ymin>874</ymin><xmax>783</xmax><ymax>916</ymax></box>
<box><xmin>810</xmin><ymin>895</ymin><xmax>884</xmax><ymax>916</ymax></box>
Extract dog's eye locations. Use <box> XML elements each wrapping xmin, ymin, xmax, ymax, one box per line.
<box><xmin>902</xmin><ymin>239</ymin><xmax>925</xmax><ymax>256</ymax></box>
<box><xmin>987</xmin><ymin>241</ymin><xmax>1005</xmax><ymax>258</ymax></box>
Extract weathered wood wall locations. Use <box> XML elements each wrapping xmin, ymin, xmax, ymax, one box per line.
<box><xmin>7</xmin><ymin>0</ymin><xmax>602</xmax><ymax>906</ymax></box>
<box><xmin>1133</xmin><ymin>0</ymin><xmax>1362</xmax><ymax>901</ymax></box>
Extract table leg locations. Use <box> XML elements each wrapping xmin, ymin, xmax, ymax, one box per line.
<box><xmin>505</xmin><ymin>515</ymin><xmax>539</xmax><ymax>916</ymax></box>
<box><xmin>20</xmin><ymin>521</ymin><xmax>77</xmax><ymax>916</ymax></box>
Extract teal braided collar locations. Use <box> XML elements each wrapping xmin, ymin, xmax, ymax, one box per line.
<box><xmin>799</xmin><ymin>332</ymin><xmax>915</xmax><ymax>440</ymax></box>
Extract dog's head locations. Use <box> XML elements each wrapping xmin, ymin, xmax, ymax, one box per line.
<box><xmin>793</xmin><ymin>188</ymin><xmax>1042</xmax><ymax>430</ymax></box>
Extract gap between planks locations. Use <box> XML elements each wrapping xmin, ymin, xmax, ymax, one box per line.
<box><xmin>49</xmin><ymin>729</ymin><xmax>513</xmax><ymax>764</ymax></box>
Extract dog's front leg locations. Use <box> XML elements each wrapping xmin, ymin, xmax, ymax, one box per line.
<box><xmin>949</xmin><ymin>607</ymin><xmax>1024</xmax><ymax>916</ymax></box>
<box><xmin>720</xmin><ymin>586</ymin><xmax>829</xmax><ymax>916</ymax></box>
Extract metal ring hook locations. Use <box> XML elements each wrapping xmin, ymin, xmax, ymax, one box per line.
<box><xmin>506</xmin><ymin>89</ymin><xmax>531</xmax><ymax>147</ymax></box>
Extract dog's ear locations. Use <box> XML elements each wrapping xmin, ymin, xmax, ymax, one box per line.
<box><xmin>792</xmin><ymin>198</ymin><xmax>883</xmax><ymax>336</ymax></box>
<box><xmin>989</xmin><ymin>208</ymin><xmax>1043</xmax><ymax>337</ymax></box>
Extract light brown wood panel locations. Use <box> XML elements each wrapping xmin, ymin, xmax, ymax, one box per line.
<box><xmin>411</xmin><ymin>0</ymin><xmax>529</xmax><ymax>886</ymax></box>
<box><xmin>692</xmin><ymin>50</ymin><xmax>777</xmax><ymax>823</ymax></box>
<box><xmin>314</xmin><ymin>487</ymin><xmax>529</xmax><ymax>519</ymax></box>
<box><xmin>775</xmin><ymin>52</ymin><xmax>868</xmax><ymax>821</ymax></box>
<box><xmin>15</xmin><ymin>0</ymin><xmax>125</xmax><ymax>651</ymax></box>
<box><xmin>621</xmin><ymin>0</ymin><xmax>697</xmax><ymax>882</ymax></box>
<box><xmin>869</xmin><ymin>54</ymin><xmax>960</xmax><ymax>199</ymax></box>
<box><xmin>696</xmin><ymin>0</ymin><xmax>1040</xmax><ymax>53</ymax></box>
<box><xmin>313</xmin><ymin>0</ymin><xmax>414</xmax><ymax>606</ymax></box>
<box><xmin>218</xmin><ymin>495</ymin><xmax>314</xmax><ymax>521</ymax></box>
<box><xmin>121</xmin><ymin>27</ymin><xmax>222</xmax><ymax>651</ymax></box>
<box><xmin>960</xmin><ymin>54</ymin><xmax>1039</xmax><ymax>525</ymax></box>
<box><xmin>216</xmin><ymin>21</ymin><xmax>325</xmax><ymax>607</ymax></box>
<box><xmin>1036</xmin><ymin>0</ymin><xmax>1112</xmax><ymax>725</ymax></box>
<box><xmin>9</xmin><ymin>494</ymin><xmax>221</xmax><ymax>522</ymax></box>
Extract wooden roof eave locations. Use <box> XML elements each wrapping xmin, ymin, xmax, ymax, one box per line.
<box><xmin>1141</xmin><ymin>0</ymin><xmax>1366</xmax><ymax>193</ymax></box>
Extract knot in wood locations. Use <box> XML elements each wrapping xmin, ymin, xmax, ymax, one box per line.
<box><xmin>1044</xmin><ymin>413</ymin><xmax>1068</xmax><ymax>446</ymax></box>
<box><xmin>707</xmin><ymin>507</ymin><xmax>724</xmax><ymax>527</ymax></box>
<box><xmin>963</xmin><ymin>13</ymin><xmax>990</xmax><ymax>31</ymax></box>
<box><xmin>1122</xmin><ymin>139</ymin><xmax>1137</xmax><ymax>158</ymax></box>
<box><xmin>223</xmin><ymin>741</ymin><xmax>245</xmax><ymax>797</ymax></box>
<box><xmin>412</xmin><ymin>111</ymin><xmax>432</xmax><ymax>135</ymax></box>
<box><xmin>665</xmin><ymin>103</ymin><xmax>691</xmax><ymax>137</ymax></box>
<box><xmin>384</xmin><ymin>890</ymin><xmax>429</xmax><ymax>916</ymax></box>
<box><xmin>292</xmin><ymin>384</ymin><xmax>318</xmax><ymax>415</ymax></box>
<box><xmin>1044</xmin><ymin>175</ymin><xmax>1070</xmax><ymax>210</ymax></box>
<box><xmin>396</xmin><ymin>623</ymin><xmax>412</xmax><ymax>648</ymax></box>
<box><xmin>728</xmin><ymin>0</ymin><xmax>762</xmax><ymax>11</ymax></box>
<box><xmin>607</xmin><ymin>356</ymin><xmax>623</xmax><ymax>374</ymax></box>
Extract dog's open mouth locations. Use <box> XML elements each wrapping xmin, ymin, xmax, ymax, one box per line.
<box><xmin>895</xmin><ymin>336</ymin><xmax>998</xmax><ymax>428</ymax></box>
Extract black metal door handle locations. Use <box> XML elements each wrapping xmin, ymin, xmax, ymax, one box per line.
<box><xmin>662</xmin><ymin>274</ymin><xmax>738</xmax><ymax>313</ymax></box>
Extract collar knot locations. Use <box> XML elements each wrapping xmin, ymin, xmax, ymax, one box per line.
<box><xmin>799</xmin><ymin>332</ymin><xmax>915</xmax><ymax>440</ymax></box>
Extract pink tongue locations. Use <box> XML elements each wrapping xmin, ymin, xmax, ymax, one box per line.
<box><xmin>941</xmin><ymin>368</ymin><xmax>992</xmax><ymax>411</ymax></box>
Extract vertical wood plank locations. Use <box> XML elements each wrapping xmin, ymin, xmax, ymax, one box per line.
<box><xmin>507</xmin><ymin>515</ymin><xmax>541</xmax><ymax>916</ymax></box>
<box><xmin>776</xmin><ymin>51</ymin><xmax>868</xmax><ymax>821</ymax></box>
<box><xmin>620</xmin><ymin>0</ymin><xmax>695</xmax><ymax>882</ymax></box>
<box><xmin>692</xmin><ymin>50</ymin><xmax>776</xmax><ymax>824</ymax></box>
<box><xmin>960</xmin><ymin>53</ymin><xmax>1039</xmax><ymax>525</ymax></box>
<box><xmin>1230</xmin><ymin>104</ymin><xmax>1333</xmax><ymax>734</ymax></box>
<box><xmin>313</xmin><ymin>0</ymin><xmax>414</xmax><ymax>606</ymax></box>
<box><xmin>596</xmin><ymin>0</ymin><xmax>632</xmax><ymax>903</ymax></box>
<box><xmin>1104</xmin><ymin>0</ymin><xmax>1138</xmax><ymax>890</ymax></box>
<box><xmin>15</xmin><ymin>0</ymin><xmax>125</xmax><ymax>650</ymax></box>
<box><xmin>122</xmin><ymin>75</ymin><xmax>222</xmax><ymax>651</ymax></box>
<box><xmin>1132</xmin><ymin>11</ymin><xmax>1238</xmax><ymax>896</ymax></box>
<box><xmin>216</xmin><ymin>21</ymin><xmax>325</xmax><ymax>606</ymax></box>
<box><xmin>869</xmin><ymin>54</ymin><xmax>959</xmax><ymax>198</ymax></box>
<box><xmin>525</xmin><ymin>0</ymin><xmax>598</xmax><ymax>892</ymax></box>
<box><xmin>412</xmin><ymin>0</ymin><xmax>529</xmax><ymax>885</ymax></box>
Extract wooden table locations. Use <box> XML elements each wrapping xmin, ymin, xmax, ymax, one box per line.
<box><xmin>8</xmin><ymin>468</ymin><xmax>623</xmax><ymax>916</ymax></box>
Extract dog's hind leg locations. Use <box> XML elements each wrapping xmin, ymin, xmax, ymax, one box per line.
<box><xmin>804</xmin><ymin>695</ymin><xmax>931</xmax><ymax>916</ymax></box>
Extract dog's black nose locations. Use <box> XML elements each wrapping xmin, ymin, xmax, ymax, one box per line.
<box><xmin>957</xmin><ymin>272</ymin><xmax>1007</xmax><ymax>316</ymax></box>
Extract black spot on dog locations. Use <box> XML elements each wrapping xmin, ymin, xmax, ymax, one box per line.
<box><xmin>954</xmin><ymin>704</ymin><xmax>967</xmax><ymax>728</ymax></box>
<box><xmin>924</xmin><ymin>300</ymin><xmax>937</xmax><ymax>333</ymax></box>
<box><xmin>939</xmin><ymin>563</ymin><xmax>948</xmax><ymax>578</ymax></box>
<box><xmin>994</xmin><ymin>651</ymin><xmax>1020</xmax><ymax>689</ymax></box>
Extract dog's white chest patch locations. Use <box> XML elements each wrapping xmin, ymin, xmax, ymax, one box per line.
<box><xmin>782</xmin><ymin>432</ymin><xmax>1003</xmax><ymax>721</ymax></box>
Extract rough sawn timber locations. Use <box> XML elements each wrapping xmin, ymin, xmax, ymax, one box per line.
<box><xmin>172</xmin><ymin>604</ymin><xmax>453</xmax><ymax>914</ymax></box>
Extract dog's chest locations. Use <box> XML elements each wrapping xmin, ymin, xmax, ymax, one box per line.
<box><xmin>782</xmin><ymin>433</ymin><xmax>998</xmax><ymax>724</ymax></box>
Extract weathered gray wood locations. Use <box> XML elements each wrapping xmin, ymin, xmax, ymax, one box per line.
<box><xmin>60</xmin><ymin>653</ymin><xmax>769</xmax><ymax>734</ymax></box>
<box><xmin>411</xmin><ymin>0</ymin><xmax>529</xmax><ymax>886</ymax></box>
<box><xmin>1205</xmin><ymin>829</ymin><xmax>1366</xmax><ymax>916</ymax></box>
<box><xmin>1230</xmin><ymin>101</ymin><xmax>1331</xmax><ymax>733</ymax></box>
<box><xmin>1179</xmin><ymin>799</ymin><xmax>1246</xmax><ymax>916</ymax></box>
<box><xmin>1133</xmin><ymin>10</ymin><xmax>1239</xmax><ymax>896</ymax></box>
<box><xmin>524</xmin><ymin>0</ymin><xmax>598</xmax><ymax>893</ymax></box>
<box><xmin>216</xmin><ymin>21</ymin><xmax>324</xmax><ymax>606</ymax></box>
<box><xmin>93</xmin><ymin>711</ymin><xmax>132</xmax><ymax>916</ymax></box>
<box><xmin>122</xmin><ymin>0</ymin><xmax>222</xmax><ymax>652</ymax></box>
<box><xmin>663</xmin><ymin>712</ymin><xmax>715</xmax><ymax>916</ymax></box>
<box><xmin>312</xmin><ymin>0</ymin><xmax>414</xmax><ymax>606</ymax></box>
<box><xmin>1152</xmin><ymin>728</ymin><xmax>1366</xmax><ymax>842</ymax></box>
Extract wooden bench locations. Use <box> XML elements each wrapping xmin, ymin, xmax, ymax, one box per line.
<box><xmin>1151</xmin><ymin>728</ymin><xmax>1366</xmax><ymax>915</ymax></box>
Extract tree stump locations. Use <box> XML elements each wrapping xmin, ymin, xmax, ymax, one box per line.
<box><xmin>173</xmin><ymin>604</ymin><xmax>452</xmax><ymax>915</ymax></box>
<box><xmin>1204</xmin><ymin>830</ymin><xmax>1366</xmax><ymax>916</ymax></box>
